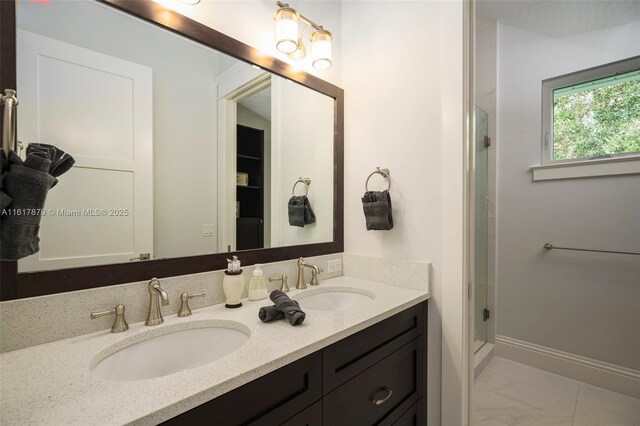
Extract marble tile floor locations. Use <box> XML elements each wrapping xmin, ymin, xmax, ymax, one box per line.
<box><xmin>473</xmin><ymin>357</ymin><xmax>640</xmax><ymax>426</ymax></box>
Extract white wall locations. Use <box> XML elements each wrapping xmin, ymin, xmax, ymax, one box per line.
<box><xmin>271</xmin><ymin>76</ymin><xmax>334</xmax><ymax>247</ymax></box>
<box><xmin>341</xmin><ymin>1</ymin><xmax>467</xmax><ymax>424</ymax></box>
<box><xmin>496</xmin><ymin>1</ymin><xmax>640</xmax><ymax>370</ymax></box>
<box><xmin>237</xmin><ymin>104</ymin><xmax>272</xmax><ymax>247</ymax></box>
<box><xmin>17</xmin><ymin>0</ymin><xmax>224</xmax><ymax>258</ymax></box>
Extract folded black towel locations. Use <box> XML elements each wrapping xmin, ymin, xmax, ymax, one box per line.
<box><xmin>288</xmin><ymin>195</ymin><xmax>316</xmax><ymax>227</ymax></box>
<box><xmin>1</xmin><ymin>150</ymin><xmax>57</xmax><ymax>260</ymax></box>
<box><xmin>270</xmin><ymin>289</ymin><xmax>306</xmax><ymax>326</ymax></box>
<box><xmin>258</xmin><ymin>305</ymin><xmax>285</xmax><ymax>322</ymax></box>
<box><xmin>362</xmin><ymin>190</ymin><xmax>393</xmax><ymax>230</ymax></box>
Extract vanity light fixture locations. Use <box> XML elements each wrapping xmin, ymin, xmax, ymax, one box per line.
<box><xmin>274</xmin><ymin>1</ymin><xmax>333</xmax><ymax>70</ymax></box>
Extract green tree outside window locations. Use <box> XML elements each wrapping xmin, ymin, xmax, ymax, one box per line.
<box><xmin>553</xmin><ymin>70</ymin><xmax>640</xmax><ymax>160</ymax></box>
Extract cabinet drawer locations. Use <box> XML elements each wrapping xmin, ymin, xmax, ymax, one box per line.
<box><xmin>323</xmin><ymin>303</ymin><xmax>425</xmax><ymax>393</ymax></box>
<box><xmin>391</xmin><ymin>400</ymin><xmax>423</xmax><ymax>426</ymax></box>
<box><xmin>280</xmin><ymin>400</ymin><xmax>322</xmax><ymax>426</ymax></box>
<box><xmin>162</xmin><ymin>352</ymin><xmax>321</xmax><ymax>426</ymax></box>
<box><xmin>323</xmin><ymin>337</ymin><xmax>423</xmax><ymax>426</ymax></box>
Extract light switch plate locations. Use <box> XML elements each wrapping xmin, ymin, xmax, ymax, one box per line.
<box><xmin>202</xmin><ymin>224</ymin><xmax>215</xmax><ymax>237</ymax></box>
<box><xmin>327</xmin><ymin>259</ymin><xmax>342</xmax><ymax>273</ymax></box>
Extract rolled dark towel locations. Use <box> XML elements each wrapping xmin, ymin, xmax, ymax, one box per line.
<box><xmin>1</xmin><ymin>150</ymin><xmax>57</xmax><ymax>260</ymax></box>
<box><xmin>270</xmin><ymin>289</ymin><xmax>306</xmax><ymax>326</ymax></box>
<box><xmin>26</xmin><ymin>143</ymin><xmax>75</xmax><ymax>187</ymax></box>
<box><xmin>362</xmin><ymin>190</ymin><xmax>394</xmax><ymax>230</ymax></box>
<box><xmin>288</xmin><ymin>196</ymin><xmax>316</xmax><ymax>227</ymax></box>
<box><xmin>258</xmin><ymin>305</ymin><xmax>285</xmax><ymax>322</ymax></box>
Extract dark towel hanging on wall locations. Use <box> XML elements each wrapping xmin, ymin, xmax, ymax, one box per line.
<box><xmin>288</xmin><ymin>177</ymin><xmax>315</xmax><ymax>227</ymax></box>
<box><xmin>362</xmin><ymin>167</ymin><xmax>393</xmax><ymax>230</ymax></box>
<box><xmin>0</xmin><ymin>144</ymin><xmax>75</xmax><ymax>260</ymax></box>
<box><xmin>362</xmin><ymin>190</ymin><xmax>394</xmax><ymax>230</ymax></box>
<box><xmin>288</xmin><ymin>195</ymin><xmax>316</xmax><ymax>227</ymax></box>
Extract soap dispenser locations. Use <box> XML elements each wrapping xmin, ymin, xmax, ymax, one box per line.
<box><xmin>223</xmin><ymin>256</ymin><xmax>244</xmax><ymax>308</ymax></box>
<box><xmin>248</xmin><ymin>264</ymin><xmax>268</xmax><ymax>301</ymax></box>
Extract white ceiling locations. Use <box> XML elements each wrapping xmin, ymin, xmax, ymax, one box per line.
<box><xmin>239</xmin><ymin>87</ymin><xmax>271</xmax><ymax>120</ymax></box>
<box><xmin>478</xmin><ymin>0</ymin><xmax>640</xmax><ymax>37</ymax></box>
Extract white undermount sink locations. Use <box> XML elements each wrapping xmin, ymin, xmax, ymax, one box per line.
<box><xmin>90</xmin><ymin>320</ymin><xmax>249</xmax><ymax>382</ymax></box>
<box><xmin>293</xmin><ymin>287</ymin><xmax>375</xmax><ymax>311</ymax></box>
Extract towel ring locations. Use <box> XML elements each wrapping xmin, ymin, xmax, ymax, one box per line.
<box><xmin>292</xmin><ymin>177</ymin><xmax>311</xmax><ymax>197</ymax></box>
<box><xmin>365</xmin><ymin>167</ymin><xmax>391</xmax><ymax>192</ymax></box>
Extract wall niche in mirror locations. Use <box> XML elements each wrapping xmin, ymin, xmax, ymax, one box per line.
<box><xmin>12</xmin><ymin>0</ymin><xmax>336</xmax><ymax>274</ymax></box>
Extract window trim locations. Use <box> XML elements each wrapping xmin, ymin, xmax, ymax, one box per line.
<box><xmin>541</xmin><ymin>55</ymin><xmax>640</xmax><ymax>165</ymax></box>
<box><xmin>531</xmin><ymin>154</ymin><xmax>640</xmax><ymax>181</ymax></box>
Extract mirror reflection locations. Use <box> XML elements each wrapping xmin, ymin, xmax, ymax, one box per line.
<box><xmin>13</xmin><ymin>0</ymin><xmax>335</xmax><ymax>272</ymax></box>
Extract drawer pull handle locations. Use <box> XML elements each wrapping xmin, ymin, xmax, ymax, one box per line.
<box><xmin>372</xmin><ymin>388</ymin><xmax>393</xmax><ymax>405</ymax></box>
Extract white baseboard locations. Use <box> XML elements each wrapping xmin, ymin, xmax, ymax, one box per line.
<box><xmin>496</xmin><ymin>335</ymin><xmax>640</xmax><ymax>399</ymax></box>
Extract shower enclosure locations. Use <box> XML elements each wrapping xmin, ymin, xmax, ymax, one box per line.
<box><xmin>474</xmin><ymin>106</ymin><xmax>489</xmax><ymax>352</ymax></box>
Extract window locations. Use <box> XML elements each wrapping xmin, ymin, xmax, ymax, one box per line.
<box><xmin>541</xmin><ymin>56</ymin><xmax>640</xmax><ymax>164</ymax></box>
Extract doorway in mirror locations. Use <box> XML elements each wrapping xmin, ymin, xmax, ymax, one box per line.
<box><xmin>236</xmin><ymin>124</ymin><xmax>265</xmax><ymax>250</ymax></box>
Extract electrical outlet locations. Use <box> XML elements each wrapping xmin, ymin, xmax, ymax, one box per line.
<box><xmin>327</xmin><ymin>259</ymin><xmax>342</xmax><ymax>273</ymax></box>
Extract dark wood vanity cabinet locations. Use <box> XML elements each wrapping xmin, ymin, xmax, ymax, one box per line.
<box><xmin>163</xmin><ymin>302</ymin><xmax>427</xmax><ymax>426</ymax></box>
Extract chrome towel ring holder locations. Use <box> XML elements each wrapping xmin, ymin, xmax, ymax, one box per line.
<box><xmin>365</xmin><ymin>167</ymin><xmax>391</xmax><ymax>192</ymax></box>
<box><xmin>292</xmin><ymin>177</ymin><xmax>311</xmax><ymax>196</ymax></box>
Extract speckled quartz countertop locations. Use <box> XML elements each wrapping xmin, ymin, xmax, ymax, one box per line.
<box><xmin>0</xmin><ymin>276</ymin><xmax>430</xmax><ymax>426</ymax></box>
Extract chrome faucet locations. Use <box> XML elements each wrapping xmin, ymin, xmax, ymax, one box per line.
<box><xmin>296</xmin><ymin>257</ymin><xmax>323</xmax><ymax>289</ymax></box>
<box><xmin>146</xmin><ymin>277</ymin><xmax>169</xmax><ymax>326</ymax></box>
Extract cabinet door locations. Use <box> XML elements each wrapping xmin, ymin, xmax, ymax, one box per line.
<box><xmin>281</xmin><ymin>400</ymin><xmax>322</xmax><ymax>426</ymax></box>
<box><xmin>323</xmin><ymin>338</ymin><xmax>423</xmax><ymax>426</ymax></box>
<box><xmin>391</xmin><ymin>400</ymin><xmax>423</xmax><ymax>426</ymax></box>
<box><xmin>162</xmin><ymin>352</ymin><xmax>321</xmax><ymax>426</ymax></box>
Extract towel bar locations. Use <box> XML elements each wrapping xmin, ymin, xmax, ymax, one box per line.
<box><xmin>365</xmin><ymin>167</ymin><xmax>391</xmax><ymax>192</ymax></box>
<box><xmin>1</xmin><ymin>89</ymin><xmax>19</xmax><ymax>157</ymax></box>
<box><xmin>543</xmin><ymin>243</ymin><xmax>639</xmax><ymax>256</ymax></box>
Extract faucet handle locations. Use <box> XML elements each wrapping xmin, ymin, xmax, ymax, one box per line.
<box><xmin>310</xmin><ymin>267</ymin><xmax>324</xmax><ymax>286</ymax></box>
<box><xmin>178</xmin><ymin>291</ymin><xmax>206</xmax><ymax>317</ymax></box>
<box><xmin>269</xmin><ymin>274</ymin><xmax>290</xmax><ymax>293</ymax></box>
<box><xmin>90</xmin><ymin>304</ymin><xmax>129</xmax><ymax>333</ymax></box>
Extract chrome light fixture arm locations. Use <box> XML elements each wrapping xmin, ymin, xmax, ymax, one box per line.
<box><xmin>276</xmin><ymin>1</ymin><xmax>323</xmax><ymax>31</ymax></box>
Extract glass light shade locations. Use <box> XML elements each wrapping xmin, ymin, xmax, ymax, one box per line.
<box><xmin>274</xmin><ymin>8</ymin><xmax>300</xmax><ymax>54</ymax></box>
<box><xmin>311</xmin><ymin>29</ymin><xmax>332</xmax><ymax>70</ymax></box>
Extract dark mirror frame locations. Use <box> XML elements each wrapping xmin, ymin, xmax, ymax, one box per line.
<box><xmin>0</xmin><ymin>0</ymin><xmax>343</xmax><ymax>301</ymax></box>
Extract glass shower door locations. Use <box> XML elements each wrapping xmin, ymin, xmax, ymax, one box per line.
<box><xmin>474</xmin><ymin>107</ymin><xmax>489</xmax><ymax>352</ymax></box>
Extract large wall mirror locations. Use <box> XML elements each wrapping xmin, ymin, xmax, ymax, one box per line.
<box><xmin>0</xmin><ymin>0</ymin><xmax>343</xmax><ymax>300</ymax></box>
